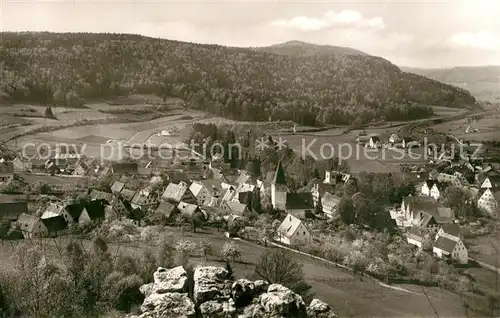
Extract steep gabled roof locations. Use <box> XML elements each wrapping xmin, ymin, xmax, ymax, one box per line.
<box><xmin>156</xmin><ymin>201</ymin><xmax>177</xmax><ymax>218</ymax></box>
<box><xmin>65</xmin><ymin>203</ymin><xmax>85</xmax><ymax>220</ymax></box>
<box><xmin>41</xmin><ymin>214</ymin><xmax>67</xmax><ymax>232</ymax></box>
<box><xmin>89</xmin><ymin>190</ymin><xmax>115</xmax><ymax>205</ymax></box>
<box><xmin>278</xmin><ymin>214</ymin><xmax>304</xmax><ymax>238</ymax></box>
<box><xmin>41</xmin><ymin>203</ymin><xmax>65</xmax><ymax>219</ymax></box>
<box><xmin>226</xmin><ymin>201</ymin><xmax>248</xmax><ymax>215</ymax></box>
<box><xmin>111</xmin><ymin>181</ymin><xmax>125</xmax><ymax>194</ymax></box>
<box><xmin>236</xmin><ymin>171</ymin><xmax>251</xmax><ymax>185</ymax></box>
<box><xmin>83</xmin><ymin>200</ymin><xmax>106</xmax><ymax>220</ymax></box>
<box><xmin>424</xmin><ymin>180</ymin><xmax>435</xmax><ymax>189</ymax></box>
<box><xmin>0</xmin><ymin>161</ymin><xmax>14</xmax><ymax>174</ymax></box>
<box><xmin>273</xmin><ymin>161</ymin><xmax>286</xmax><ymax>185</ymax></box>
<box><xmin>189</xmin><ymin>181</ymin><xmax>205</xmax><ymax>198</ymax></box>
<box><xmin>440</xmin><ymin>223</ymin><xmax>461</xmax><ymax>238</ymax></box>
<box><xmin>406</xmin><ymin>227</ymin><xmax>424</xmax><ymax>242</ymax></box>
<box><xmin>120</xmin><ymin>189</ymin><xmax>137</xmax><ymax>202</ymax></box>
<box><xmin>285</xmin><ymin>192</ymin><xmax>314</xmax><ymax>210</ymax></box>
<box><xmin>238</xmin><ymin>191</ymin><xmax>253</xmax><ymax>205</ymax></box>
<box><xmin>162</xmin><ymin>182</ymin><xmax>189</xmax><ymax>203</ymax></box>
<box><xmin>177</xmin><ymin>201</ymin><xmax>200</xmax><ymax>216</ymax></box>
<box><xmin>434</xmin><ymin>236</ymin><xmax>458</xmax><ymax>254</ymax></box>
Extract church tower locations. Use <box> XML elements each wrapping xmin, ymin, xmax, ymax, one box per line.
<box><xmin>271</xmin><ymin>161</ymin><xmax>288</xmax><ymax>210</ymax></box>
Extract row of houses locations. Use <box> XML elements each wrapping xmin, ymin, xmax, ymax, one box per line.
<box><xmin>356</xmin><ymin>133</ymin><xmax>421</xmax><ymax>150</ymax></box>
<box><xmin>417</xmin><ymin>167</ymin><xmax>500</xmax><ymax>217</ymax></box>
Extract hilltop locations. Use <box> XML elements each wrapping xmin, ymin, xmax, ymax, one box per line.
<box><xmin>255</xmin><ymin>40</ymin><xmax>367</xmax><ymax>57</ymax></box>
<box><xmin>0</xmin><ymin>32</ymin><xmax>477</xmax><ymax>126</ymax></box>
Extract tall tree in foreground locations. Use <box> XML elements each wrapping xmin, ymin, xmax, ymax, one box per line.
<box><xmin>253</xmin><ymin>250</ymin><xmax>313</xmax><ymax>303</ymax></box>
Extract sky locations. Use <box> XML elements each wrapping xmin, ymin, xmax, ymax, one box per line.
<box><xmin>1</xmin><ymin>0</ymin><xmax>499</xmax><ymax>68</ymax></box>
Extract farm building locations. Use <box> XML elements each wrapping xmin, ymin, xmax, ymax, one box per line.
<box><xmin>433</xmin><ymin>236</ymin><xmax>468</xmax><ymax>264</ymax></box>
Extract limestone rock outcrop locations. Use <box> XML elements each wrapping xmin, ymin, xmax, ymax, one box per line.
<box><xmin>133</xmin><ymin>265</ymin><xmax>338</xmax><ymax>318</ymax></box>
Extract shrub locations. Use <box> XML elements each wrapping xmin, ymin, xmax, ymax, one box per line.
<box><xmin>221</xmin><ymin>242</ymin><xmax>241</xmax><ymax>263</ymax></box>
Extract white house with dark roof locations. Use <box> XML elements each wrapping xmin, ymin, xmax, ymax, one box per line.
<box><xmin>276</xmin><ymin>214</ymin><xmax>312</xmax><ymax>246</ymax></box>
<box><xmin>367</xmin><ymin>136</ymin><xmax>381</xmax><ymax>149</ymax></box>
<box><xmin>433</xmin><ymin>236</ymin><xmax>468</xmax><ymax>264</ymax></box>
<box><xmin>420</xmin><ymin>180</ymin><xmax>435</xmax><ymax>197</ymax></box>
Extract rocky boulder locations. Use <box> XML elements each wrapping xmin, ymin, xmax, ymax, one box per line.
<box><xmin>232</xmin><ymin>279</ymin><xmax>256</xmax><ymax>308</ymax></box>
<box><xmin>135</xmin><ymin>265</ymin><xmax>339</xmax><ymax>318</ymax></box>
<box><xmin>199</xmin><ymin>298</ymin><xmax>236</xmax><ymax>317</ymax></box>
<box><xmin>140</xmin><ymin>292</ymin><xmax>195</xmax><ymax>318</ymax></box>
<box><xmin>258</xmin><ymin>284</ymin><xmax>307</xmax><ymax>317</ymax></box>
<box><xmin>307</xmin><ymin>299</ymin><xmax>338</xmax><ymax>318</ymax></box>
<box><xmin>152</xmin><ymin>266</ymin><xmax>188</xmax><ymax>294</ymax></box>
<box><xmin>194</xmin><ymin>266</ymin><xmax>230</xmax><ymax>304</ymax></box>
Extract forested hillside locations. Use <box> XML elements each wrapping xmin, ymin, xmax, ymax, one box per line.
<box><xmin>0</xmin><ymin>32</ymin><xmax>477</xmax><ymax>126</ymax></box>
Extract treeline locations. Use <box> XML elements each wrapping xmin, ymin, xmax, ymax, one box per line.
<box><xmin>0</xmin><ymin>32</ymin><xmax>477</xmax><ymax>126</ymax></box>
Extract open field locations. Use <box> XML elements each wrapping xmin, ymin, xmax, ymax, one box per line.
<box><xmin>0</xmin><ymin>101</ymin><xmax>482</xmax><ymax>173</ymax></box>
<box><xmin>279</xmin><ymin>131</ymin><xmax>427</xmax><ymax>174</ymax></box>
<box><xmin>430</xmin><ymin>110</ymin><xmax>500</xmax><ymax>141</ymax></box>
<box><xmin>0</xmin><ymin>226</ymin><xmax>474</xmax><ymax>318</ymax></box>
